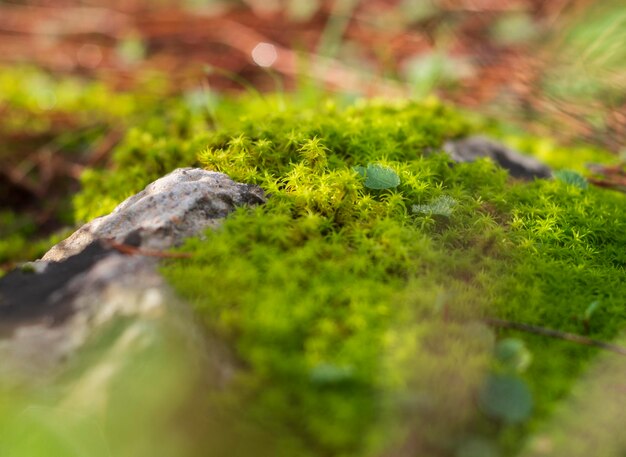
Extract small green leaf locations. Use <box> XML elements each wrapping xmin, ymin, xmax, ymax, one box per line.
<box><xmin>412</xmin><ymin>195</ymin><xmax>457</xmax><ymax>217</ymax></box>
<box><xmin>576</xmin><ymin>300</ymin><xmax>601</xmax><ymax>333</ymax></box>
<box><xmin>478</xmin><ymin>374</ymin><xmax>533</xmax><ymax>424</ymax></box>
<box><xmin>494</xmin><ymin>338</ymin><xmax>532</xmax><ymax>372</ymax></box>
<box><xmin>354</xmin><ymin>164</ymin><xmax>400</xmax><ymax>189</ymax></box>
<box><xmin>553</xmin><ymin>170</ymin><xmax>588</xmax><ymax>189</ymax></box>
<box><xmin>583</xmin><ymin>300</ymin><xmax>601</xmax><ymax>321</ymax></box>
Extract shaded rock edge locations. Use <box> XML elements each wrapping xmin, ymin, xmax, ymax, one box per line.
<box><xmin>444</xmin><ymin>135</ymin><xmax>552</xmax><ymax>180</ymax></box>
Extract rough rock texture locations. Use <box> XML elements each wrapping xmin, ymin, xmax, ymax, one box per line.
<box><xmin>0</xmin><ymin>168</ymin><xmax>264</xmax><ymax>377</ymax></box>
<box><xmin>43</xmin><ymin>167</ymin><xmax>266</xmax><ymax>262</ymax></box>
<box><xmin>0</xmin><ymin>244</ymin><xmax>165</xmax><ymax>377</ymax></box>
<box><xmin>444</xmin><ymin>136</ymin><xmax>552</xmax><ymax>180</ymax></box>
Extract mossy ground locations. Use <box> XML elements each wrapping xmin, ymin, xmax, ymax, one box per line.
<box><xmin>74</xmin><ymin>95</ymin><xmax>626</xmax><ymax>455</ymax></box>
<box><xmin>4</xmin><ymin>68</ymin><xmax>626</xmax><ymax>455</ymax></box>
<box><xmin>155</xmin><ymin>99</ymin><xmax>625</xmax><ymax>456</ymax></box>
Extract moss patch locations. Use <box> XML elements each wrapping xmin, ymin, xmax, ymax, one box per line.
<box><xmin>72</xmin><ymin>97</ymin><xmax>626</xmax><ymax>456</ymax></box>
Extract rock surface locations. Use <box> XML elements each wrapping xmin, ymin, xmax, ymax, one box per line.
<box><xmin>444</xmin><ymin>135</ymin><xmax>552</xmax><ymax>180</ymax></box>
<box><xmin>0</xmin><ymin>241</ymin><xmax>233</xmax><ymax>456</ymax></box>
<box><xmin>0</xmin><ymin>244</ymin><xmax>163</xmax><ymax>376</ymax></box>
<box><xmin>0</xmin><ymin>168</ymin><xmax>264</xmax><ymax>377</ymax></box>
<box><xmin>43</xmin><ymin>167</ymin><xmax>266</xmax><ymax>262</ymax></box>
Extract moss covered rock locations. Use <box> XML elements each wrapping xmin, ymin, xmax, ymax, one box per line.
<box><xmin>69</xmin><ymin>96</ymin><xmax>626</xmax><ymax>456</ymax></box>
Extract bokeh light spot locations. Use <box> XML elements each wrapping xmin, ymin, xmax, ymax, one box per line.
<box><xmin>77</xmin><ymin>44</ymin><xmax>103</xmax><ymax>69</ymax></box>
<box><xmin>251</xmin><ymin>42</ymin><xmax>278</xmax><ymax>68</ymax></box>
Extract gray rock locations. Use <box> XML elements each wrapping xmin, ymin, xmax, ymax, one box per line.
<box><xmin>0</xmin><ymin>168</ymin><xmax>264</xmax><ymax>378</ymax></box>
<box><xmin>0</xmin><ymin>245</ymin><xmax>235</xmax><ymax>456</ymax></box>
<box><xmin>444</xmin><ymin>136</ymin><xmax>551</xmax><ymax>180</ymax></box>
<box><xmin>0</xmin><ymin>248</ymin><xmax>164</xmax><ymax>377</ymax></box>
<box><xmin>43</xmin><ymin>167</ymin><xmax>265</xmax><ymax>262</ymax></box>
<box><xmin>0</xmin><ymin>166</ymin><xmax>252</xmax><ymax>455</ymax></box>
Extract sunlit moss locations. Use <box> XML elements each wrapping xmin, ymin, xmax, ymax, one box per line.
<box><xmin>4</xmin><ymin>71</ymin><xmax>626</xmax><ymax>455</ymax></box>
<box><xmin>152</xmin><ymin>99</ymin><xmax>623</xmax><ymax>454</ymax></box>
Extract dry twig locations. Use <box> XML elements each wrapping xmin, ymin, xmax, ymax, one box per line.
<box><xmin>484</xmin><ymin>317</ymin><xmax>626</xmax><ymax>356</ymax></box>
<box><xmin>104</xmin><ymin>239</ymin><xmax>193</xmax><ymax>259</ymax></box>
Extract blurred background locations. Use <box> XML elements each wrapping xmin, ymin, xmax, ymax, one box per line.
<box><xmin>1</xmin><ymin>0</ymin><xmax>624</xmax><ymax>142</ymax></box>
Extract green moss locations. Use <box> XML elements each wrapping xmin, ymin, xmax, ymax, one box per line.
<box><xmin>71</xmin><ymin>96</ymin><xmax>626</xmax><ymax>455</ymax></box>
<box><xmin>0</xmin><ymin>211</ymin><xmax>72</xmax><ymax>270</ymax></box>
<box><xmin>73</xmin><ymin>125</ymin><xmax>210</xmax><ymax>221</ymax></box>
